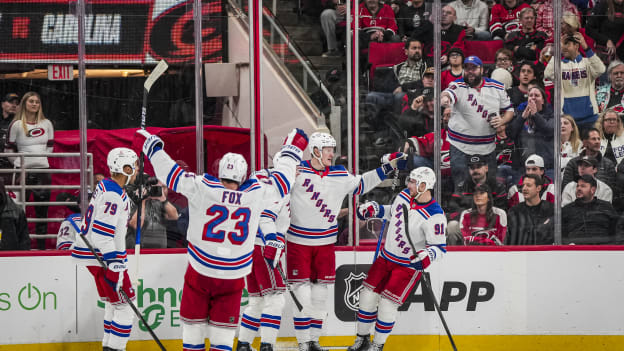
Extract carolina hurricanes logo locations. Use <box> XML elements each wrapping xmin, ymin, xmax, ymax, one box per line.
<box><xmin>27</xmin><ymin>128</ymin><xmax>45</xmax><ymax>138</ymax></box>
<box><xmin>149</xmin><ymin>0</ymin><xmax>224</xmax><ymax>63</ymax></box>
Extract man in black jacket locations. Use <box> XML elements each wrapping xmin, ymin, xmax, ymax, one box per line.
<box><xmin>563</xmin><ymin>128</ymin><xmax>616</xmax><ymax>190</ymax></box>
<box><xmin>0</xmin><ymin>179</ymin><xmax>30</xmax><ymax>250</ymax></box>
<box><xmin>562</xmin><ymin>174</ymin><xmax>620</xmax><ymax>245</ymax></box>
<box><xmin>506</xmin><ymin>174</ymin><xmax>554</xmax><ymax>245</ymax></box>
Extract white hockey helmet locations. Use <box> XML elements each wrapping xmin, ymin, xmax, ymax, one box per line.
<box><xmin>218</xmin><ymin>152</ymin><xmax>248</xmax><ymax>184</ymax></box>
<box><xmin>308</xmin><ymin>132</ymin><xmax>336</xmax><ymax>157</ymax></box>
<box><xmin>107</xmin><ymin>147</ymin><xmax>138</xmax><ymax>184</ymax></box>
<box><xmin>407</xmin><ymin>167</ymin><xmax>436</xmax><ymax>192</ymax></box>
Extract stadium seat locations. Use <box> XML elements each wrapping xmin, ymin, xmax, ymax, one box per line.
<box><xmin>368</xmin><ymin>42</ymin><xmax>407</xmax><ymax>89</ymax></box>
<box><xmin>462</xmin><ymin>40</ymin><xmax>503</xmax><ymax>64</ymax></box>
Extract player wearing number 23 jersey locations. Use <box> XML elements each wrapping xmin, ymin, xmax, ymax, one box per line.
<box><xmin>137</xmin><ymin>128</ymin><xmax>308</xmax><ymax>351</ymax></box>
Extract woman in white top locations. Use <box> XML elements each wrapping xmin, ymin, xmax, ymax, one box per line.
<box><xmin>561</xmin><ymin>114</ymin><xmax>581</xmax><ymax>176</ymax></box>
<box><xmin>6</xmin><ymin>92</ymin><xmax>54</xmax><ymax>249</ymax></box>
<box><xmin>595</xmin><ymin>108</ymin><xmax>624</xmax><ymax>167</ymax></box>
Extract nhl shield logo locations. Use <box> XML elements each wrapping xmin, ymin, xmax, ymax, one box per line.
<box><xmin>343</xmin><ymin>272</ymin><xmax>367</xmax><ymax>312</ymax></box>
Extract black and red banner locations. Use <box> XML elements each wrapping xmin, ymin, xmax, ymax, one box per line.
<box><xmin>0</xmin><ymin>0</ymin><xmax>225</xmax><ymax>64</ymax></box>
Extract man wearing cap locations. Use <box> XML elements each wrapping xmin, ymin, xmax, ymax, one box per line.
<box><xmin>505</xmin><ymin>174</ymin><xmax>554</xmax><ymax>245</ymax></box>
<box><xmin>562</xmin><ymin>156</ymin><xmax>613</xmax><ymax>206</ymax></box>
<box><xmin>563</xmin><ymin>128</ymin><xmax>616</xmax><ymax>191</ymax></box>
<box><xmin>544</xmin><ymin>33</ymin><xmax>605</xmax><ymax>133</ymax></box>
<box><xmin>0</xmin><ymin>93</ymin><xmax>19</xmax><ymax>181</ymax></box>
<box><xmin>507</xmin><ymin>154</ymin><xmax>555</xmax><ymax>208</ymax></box>
<box><xmin>441</xmin><ymin>55</ymin><xmax>515</xmax><ymax>188</ymax></box>
<box><xmin>366</xmin><ymin>38</ymin><xmax>431</xmax><ymax>114</ymax></box>
<box><xmin>446</xmin><ymin>154</ymin><xmax>507</xmax><ymax>223</ymax></box>
<box><xmin>561</xmin><ymin>174</ymin><xmax>619</xmax><ymax>244</ymax></box>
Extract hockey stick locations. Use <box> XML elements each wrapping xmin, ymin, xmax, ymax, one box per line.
<box><xmin>275</xmin><ymin>263</ymin><xmax>304</xmax><ymax>312</ymax></box>
<box><xmin>78</xmin><ymin>234</ymin><xmax>167</xmax><ymax>351</ymax></box>
<box><xmin>373</xmin><ymin>219</ymin><xmax>387</xmax><ymax>261</ymax></box>
<box><xmin>134</xmin><ymin>60</ymin><xmax>169</xmax><ymax>285</ymax></box>
<box><xmin>401</xmin><ymin>203</ymin><xmax>458</xmax><ymax>351</ymax></box>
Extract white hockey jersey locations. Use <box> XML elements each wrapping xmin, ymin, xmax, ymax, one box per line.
<box><xmin>57</xmin><ymin>213</ymin><xmax>81</xmax><ymax>250</ymax></box>
<box><xmin>378</xmin><ymin>189</ymin><xmax>447</xmax><ymax>268</ymax></box>
<box><xmin>445</xmin><ymin>78</ymin><xmax>514</xmax><ymax>155</ymax></box>
<box><xmin>287</xmin><ymin>161</ymin><xmax>386</xmax><ymax>246</ymax></box>
<box><xmin>149</xmin><ymin>149</ymin><xmax>297</xmax><ymax>279</ymax></box>
<box><xmin>71</xmin><ymin>178</ymin><xmax>131</xmax><ymax>266</ymax></box>
<box><xmin>255</xmin><ymin>169</ymin><xmax>290</xmax><ymax>247</ymax></box>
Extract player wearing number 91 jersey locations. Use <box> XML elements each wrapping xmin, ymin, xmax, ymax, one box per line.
<box><xmin>348</xmin><ymin>167</ymin><xmax>447</xmax><ymax>351</ymax></box>
<box><xmin>136</xmin><ymin>128</ymin><xmax>307</xmax><ymax>351</ymax></box>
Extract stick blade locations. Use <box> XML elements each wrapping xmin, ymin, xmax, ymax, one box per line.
<box><xmin>144</xmin><ymin>60</ymin><xmax>169</xmax><ymax>92</ymax></box>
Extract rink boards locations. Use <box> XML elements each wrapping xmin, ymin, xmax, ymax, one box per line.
<box><xmin>1</xmin><ymin>247</ymin><xmax>624</xmax><ymax>351</ymax></box>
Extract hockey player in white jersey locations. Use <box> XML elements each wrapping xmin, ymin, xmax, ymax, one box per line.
<box><xmin>287</xmin><ymin>132</ymin><xmax>407</xmax><ymax>351</ymax></box>
<box><xmin>56</xmin><ymin>212</ymin><xmax>81</xmax><ymax>250</ymax></box>
<box><xmin>136</xmin><ymin>128</ymin><xmax>307</xmax><ymax>351</ymax></box>
<box><xmin>70</xmin><ymin>147</ymin><xmax>138</xmax><ymax>351</ymax></box>
<box><xmin>236</xmin><ymin>168</ymin><xmax>291</xmax><ymax>351</ymax></box>
<box><xmin>347</xmin><ymin>167</ymin><xmax>447</xmax><ymax>351</ymax></box>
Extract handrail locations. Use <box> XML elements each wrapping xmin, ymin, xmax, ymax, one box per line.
<box><xmin>0</xmin><ymin>152</ymin><xmax>94</xmax><ymax>241</ymax></box>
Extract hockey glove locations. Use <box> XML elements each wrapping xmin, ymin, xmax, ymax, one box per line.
<box><xmin>410</xmin><ymin>249</ymin><xmax>431</xmax><ymax>272</ymax></box>
<box><xmin>136</xmin><ymin>129</ymin><xmax>164</xmax><ymax>159</ymax></box>
<box><xmin>263</xmin><ymin>233</ymin><xmax>285</xmax><ymax>269</ymax></box>
<box><xmin>104</xmin><ymin>260</ymin><xmax>127</xmax><ymax>292</ymax></box>
<box><xmin>357</xmin><ymin>201</ymin><xmax>383</xmax><ymax>220</ymax></box>
<box><xmin>381</xmin><ymin>152</ymin><xmax>408</xmax><ymax>174</ymax></box>
<box><xmin>280</xmin><ymin>128</ymin><xmax>309</xmax><ymax>162</ymax></box>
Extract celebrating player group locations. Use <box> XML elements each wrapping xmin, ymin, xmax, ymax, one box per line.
<box><xmin>75</xmin><ymin>124</ymin><xmax>449</xmax><ymax>351</ymax></box>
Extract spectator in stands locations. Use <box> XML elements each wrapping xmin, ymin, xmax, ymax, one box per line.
<box><xmin>563</xmin><ymin>128</ymin><xmax>616</xmax><ymax>190</ymax></box>
<box><xmin>562</xmin><ymin>174</ymin><xmax>619</xmax><ymax>244</ymax></box>
<box><xmin>441</xmin><ymin>56</ymin><xmax>515</xmax><ymax>187</ymax></box>
<box><xmin>399</xmin><ymin>79</ymin><xmax>435</xmax><ymax>137</ymax></box>
<box><xmin>438</xmin><ymin>5</ymin><xmax>466</xmax><ymax>66</ymax></box>
<box><xmin>562</xmin><ymin>156</ymin><xmax>613</xmax><ymax>206</ymax></box>
<box><xmin>320</xmin><ymin>0</ymin><xmax>347</xmax><ymax>57</ymax></box>
<box><xmin>6</xmin><ymin>92</ymin><xmax>54</xmax><ymax>250</ymax></box>
<box><xmin>446</xmin><ymin>155</ymin><xmax>508</xmax><ymax>222</ymax></box>
<box><xmin>494</xmin><ymin>122</ymin><xmax>521</xmax><ymax>189</ymax></box>
<box><xmin>490</xmin><ymin>48</ymin><xmax>517</xmax><ymax>88</ymax></box>
<box><xmin>0</xmin><ymin>178</ymin><xmax>29</xmax><ymax>251</ymax></box>
<box><xmin>508</xmin><ymin>86</ymin><xmax>555</xmax><ymax>175</ymax></box>
<box><xmin>489</xmin><ymin>0</ymin><xmax>530</xmax><ymax>40</ymax></box>
<box><xmin>128</xmin><ymin>178</ymin><xmax>179</xmax><ymax>248</ymax></box>
<box><xmin>0</xmin><ymin>93</ymin><xmax>18</xmax><ymax>184</ymax></box>
<box><xmin>505</xmin><ymin>174</ymin><xmax>554</xmax><ymax>245</ymax></box>
<box><xmin>596</xmin><ymin>108</ymin><xmax>624</xmax><ymax>167</ymax></box>
<box><xmin>535</xmin><ymin>0</ymin><xmax>580</xmax><ymax>39</ymax></box>
<box><xmin>544</xmin><ymin>34</ymin><xmax>606</xmax><ymax>133</ymax></box>
<box><xmin>561</xmin><ymin>114</ymin><xmax>582</xmax><ymax>175</ymax></box>
<box><xmin>560</xmin><ymin>11</ymin><xmax>595</xmax><ymax>56</ymax></box>
<box><xmin>508</xmin><ymin>63</ymin><xmax>537</xmax><ymax>107</ymax></box>
<box><xmin>395</xmin><ymin>0</ymin><xmax>433</xmax><ymax>43</ymax></box>
<box><xmin>507</xmin><ymin>154</ymin><xmax>555</xmax><ymax>208</ymax></box>
<box><xmin>535</xmin><ymin>44</ymin><xmax>554</xmax><ymax>101</ymax></box>
<box><xmin>494</xmin><ymin>48</ymin><xmax>515</xmax><ymax>73</ymax></box>
<box><xmin>357</xmin><ymin>0</ymin><xmax>400</xmax><ymax>48</ymax></box>
<box><xmin>504</xmin><ymin>7</ymin><xmax>548</xmax><ymax>64</ymax></box>
<box><xmin>404</xmin><ymin>106</ymin><xmax>452</xmax><ymax>175</ymax></box>
<box><xmin>441</xmin><ymin>47</ymin><xmax>464</xmax><ymax>90</ymax></box>
<box><xmin>596</xmin><ymin>60</ymin><xmax>624</xmax><ymax>113</ymax></box>
<box><xmin>366</xmin><ymin>38</ymin><xmax>429</xmax><ymax>114</ymax></box>
<box><xmin>586</xmin><ymin>0</ymin><xmax>624</xmax><ymax>62</ymax></box>
<box><xmin>449</xmin><ymin>0</ymin><xmax>491</xmax><ymax>40</ymax></box>
<box><xmin>456</xmin><ymin>183</ymin><xmax>507</xmax><ymax>246</ymax></box>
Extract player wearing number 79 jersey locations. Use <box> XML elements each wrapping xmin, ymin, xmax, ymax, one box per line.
<box><xmin>348</xmin><ymin>167</ymin><xmax>447</xmax><ymax>351</ymax></box>
<box><xmin>136</xmin><ymin>128</ymin><xmax>308</xmax><ymax>351</ymax></box>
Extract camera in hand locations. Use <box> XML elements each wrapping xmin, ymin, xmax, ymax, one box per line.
<box><xmin>146</xmin><ymin>176</ymin><xmax>162</xmax><ymax>197</ymax></box>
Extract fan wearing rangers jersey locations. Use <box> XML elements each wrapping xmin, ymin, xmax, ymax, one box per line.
<box><xmin>136</xmin><ymin>128</ymin><xmax>307</xmax><ymax>351</ymax></box>
<box><xmin>56</xmin><ymin>213</ymin><xmax>81</xmax><ymax>250</ymax></box>
<box><xmin>347</xmin><ymin>167</ymin><xmax>447</xmax><ymax>351</ymax></box>
<box><xmin>441</xmin><ymin>55</ymin><xmax>515</xmax><ymax>188</ymax></box>
<box><xmin>287</xmin><ymin>132</ymin><xmax>406</xmax><ymax>351</ymax></box>
<box><xmin>236</xmin><ymin>169</ymin><xmax>291</xmax><ymax>351</ymax></box>
<box><xmin>70</xmin><ymin>147</ymin><xmax>138</xmax><ymax>351</ymax></box>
